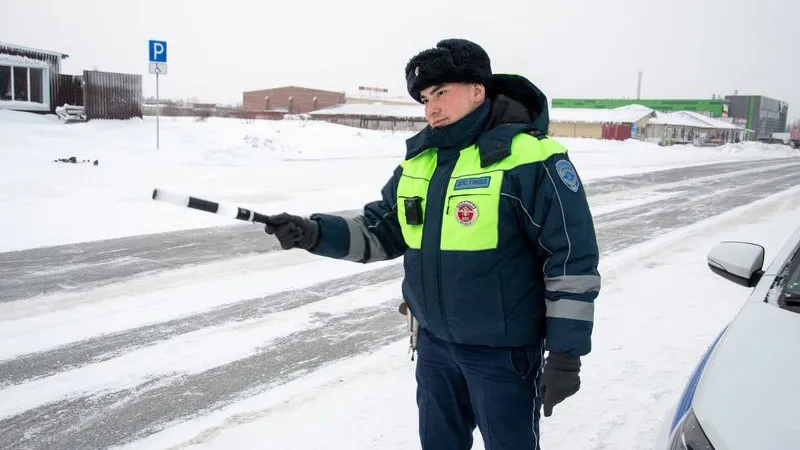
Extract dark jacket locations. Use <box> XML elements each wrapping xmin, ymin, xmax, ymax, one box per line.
<box><xmin>309</xmin><ymin>74</ymin><xmax>600</xmax><ymax>356</ymax></box>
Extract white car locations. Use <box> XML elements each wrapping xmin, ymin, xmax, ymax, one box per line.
<box><xmin>654</xmin><ymin>225</ymin><xmax>800</xmax><ymax>450</ymax></box>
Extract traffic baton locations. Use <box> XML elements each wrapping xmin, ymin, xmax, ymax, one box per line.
<box><xmin>151</xmin><ymin>188</ymin><xmax>273</xmax><ymax>225</ymax></box>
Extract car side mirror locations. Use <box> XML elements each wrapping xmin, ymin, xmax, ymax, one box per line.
<box><xmin>707</xmin><ymin>241</ymin><xmax>765</xmax><ymax>287</ymax></box>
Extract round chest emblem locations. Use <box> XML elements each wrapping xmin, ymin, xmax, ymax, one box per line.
<box><xmin>455</xmin><ymin>201</ymin><xmax>478</xmax><ymax>226</ymax></box>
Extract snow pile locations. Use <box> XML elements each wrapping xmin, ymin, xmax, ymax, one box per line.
<box><xmin>0</xmin><ymin>113</ymin><xmax>410</xmax><ymax>251</ymax></box>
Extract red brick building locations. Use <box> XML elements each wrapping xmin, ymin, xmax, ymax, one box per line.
<box><xmin>242</xmin><ymin>86</ymin><xmax>345</xmax><ymax>115</ymax></box>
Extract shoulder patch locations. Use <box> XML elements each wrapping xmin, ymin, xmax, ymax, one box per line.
<box><xmin>555</xmin><ymin>159</ymin><xmax>580</xmax><ymax>193</ymax></box>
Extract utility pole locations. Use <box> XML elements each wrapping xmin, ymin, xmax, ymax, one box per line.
<box><xmin>636</xmin><ymin>70</ymin><xmax>643</xmax><ymax>100</ymax></box>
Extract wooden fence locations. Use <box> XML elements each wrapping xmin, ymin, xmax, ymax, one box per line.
<box><xmin>83</xmin><ymin>70</ymin><xmax>142</xmax><ymax>120</ymax></box>
<box><xmin>56</xmin><ymin>74</ymin><xmax>84</xmax><ymax>107</ymax></box>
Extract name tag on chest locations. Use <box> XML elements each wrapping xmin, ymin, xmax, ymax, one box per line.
<box><xmin>453</xmin><ymin>176</ymin><xmax>491</xmax><ymax>190</ymax></box>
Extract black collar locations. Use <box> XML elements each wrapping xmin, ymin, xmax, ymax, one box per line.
<box><xmin>404</xmin><ymin>97</ymin><xmax>537</xmax><ymax>167</ymax></box>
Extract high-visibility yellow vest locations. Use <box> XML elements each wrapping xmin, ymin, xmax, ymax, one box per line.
<box><xmin>397</xmin><ymin>133</ymin><xmax>568</xmax><ymax>251</ymax></box>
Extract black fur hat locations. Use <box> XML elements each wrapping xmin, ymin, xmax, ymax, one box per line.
<box><xmin>405</xmin><ymin>39</ymin><xmax>492</xmax><ymax>103</ymax></box>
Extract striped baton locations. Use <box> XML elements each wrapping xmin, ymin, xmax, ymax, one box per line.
<box><xmin>151</xmin><ymin>188</ymin><xmax>274</xmax><ymax>225</ymax></box>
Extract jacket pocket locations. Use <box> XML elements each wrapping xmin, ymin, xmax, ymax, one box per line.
<box><xmin>510</xmin><ymin>346</ymin><xmax>543</xmax><ymax>382</ymax></box>
<box><xmin>440</xmin><ymin>193</ymin><xmax>499</xmax><ymax>251</ymax></box>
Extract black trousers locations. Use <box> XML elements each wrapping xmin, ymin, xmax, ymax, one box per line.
<box><xmin>415</xmin><ymin>327</ymin><xmax>544</xmax><ymax>450</ymax></box>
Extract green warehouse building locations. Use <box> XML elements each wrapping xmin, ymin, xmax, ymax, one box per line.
<box><xmin>552</xmin><ymin>98</ymin><xmax>728</xmax><ymax>118</ymax></box>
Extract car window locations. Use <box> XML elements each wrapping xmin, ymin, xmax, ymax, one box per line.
<box><xmin>785</xmin><ymin>255</ymin><xmax>800</xmax><ymax>297</ymax></box>
<box><xmin>770</xmin><ymin>248</ymin><xmax>800</xmax><ymax>313</ymax></box>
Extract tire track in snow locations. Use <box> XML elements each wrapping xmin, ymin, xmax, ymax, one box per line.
<box><xmin>0</xmin><ymin>226</ymin><xmax>276</xmax><ymax>304</ymax></box>
<box><xmin>0</xmin><ymin>209</ymin><xmax>356</xmax><ymax>304</ymax></box>
<box><xmin>0</xmin><ymin>264</ymin><xmax>403</xmax><ymax>388</ymax></box>
<box><xmin>582</xmin><ymin>157</ymin><xmax>791</xmax><ymax>195</ymax></box>
<box><xmin>594</xmin><ymin>162</ymin><xmax>800</xmax><ymax>253</ymax></box>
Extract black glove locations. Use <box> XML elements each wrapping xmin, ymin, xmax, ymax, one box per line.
<box><xmin>264</xmin><ymin>212</ymin><xmax>320</xmax><ymax>250</ymax></box>
<box><xmin>540</xmin><ymin>352</ymin><xmax>581</xmax><ymax>417</ymax></box>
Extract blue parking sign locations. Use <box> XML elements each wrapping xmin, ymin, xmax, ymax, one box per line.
<box><xmin>149</xmin><ymin>40</ymin><xmax>167</xmax><ymax>63</ymax></box>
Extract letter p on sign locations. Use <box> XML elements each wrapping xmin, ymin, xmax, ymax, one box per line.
<box><xmin>149</xmin><ymin>40</ymin><xmax>167</xmax><ymax>63</ymax></box>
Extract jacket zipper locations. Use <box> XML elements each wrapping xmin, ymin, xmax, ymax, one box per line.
<box><xmin>435</xmin><ymin>163</ymin><xmax>457</xmax><ymax>341</ymax></box>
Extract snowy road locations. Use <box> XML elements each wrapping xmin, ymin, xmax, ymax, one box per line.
<box><xmin>0</xmin><ymin>157</ymin><xmax>790</xmax><ymax>304</ymax></box>
<box><xmin>2</xmin><ymin>157</ymin><xmax>800</xmax><ymax>450</ymax></box>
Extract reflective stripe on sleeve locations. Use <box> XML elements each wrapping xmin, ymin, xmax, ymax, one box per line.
<box><xmin>545</xmin><ymin>275</ymin><xmax>601</xmax><ymax>294</ymax></box>
<box><xmin>545</xmin><ymin>299</ymin><xmax>594</xmax><ymax>322</ymax></box>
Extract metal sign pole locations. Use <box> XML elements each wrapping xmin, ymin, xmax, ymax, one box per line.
<box><xmin>149</xmin><ymin>39</ymin><xmax>167</xmax><ymax>150</ymax></box>
<box><xmin>156</xmin><ymin>72</ymin><xmax>160</xmax><ymax>150</ymax></box>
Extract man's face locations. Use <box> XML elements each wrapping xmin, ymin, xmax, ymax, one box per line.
<box><xmin>420</xmin><ymin>82</ymin><xmax>486</xmax><ymax>128</ymax></box>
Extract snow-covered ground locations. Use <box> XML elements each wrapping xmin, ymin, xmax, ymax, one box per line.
<box><xmin>0</xmin><ymin>109</ymin><xmax>797</xmax><ymax>252</ymax></box>
<box><xmin>2</xmin><ymin>109</ymin><xmax>800</xmax><ymax>450</ymax></box>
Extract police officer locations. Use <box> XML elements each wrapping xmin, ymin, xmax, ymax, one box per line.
<box><xmin>264</xmin><ymin>38</ymin><xmax>600</xmax><ymax>450</ymax></box>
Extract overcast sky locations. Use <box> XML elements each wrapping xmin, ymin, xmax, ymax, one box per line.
<box><xmin>5</xmin><ymin>0</ymin><xmax>799</xmax><ymax>119</ymax></box>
